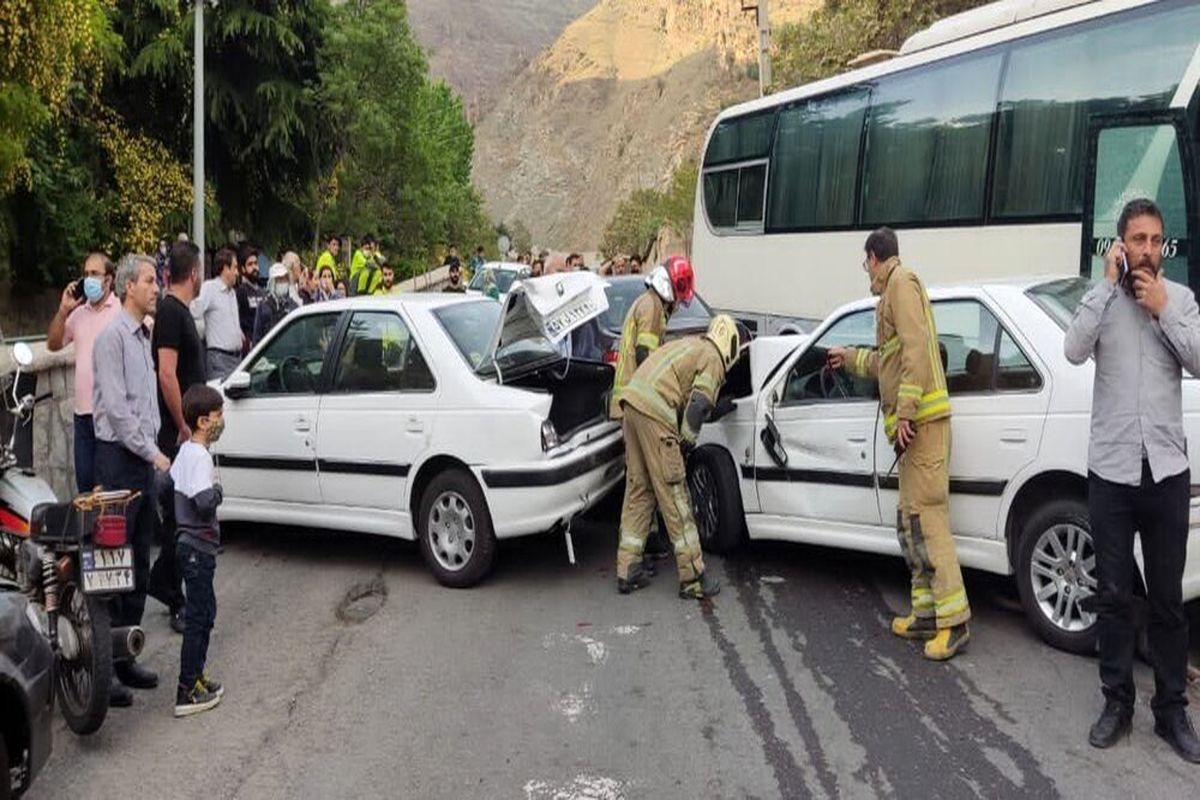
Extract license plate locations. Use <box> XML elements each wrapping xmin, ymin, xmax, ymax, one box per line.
<box><xmin>81</xmin><ymin>546</ymin><xmax>135</xmax><ymax>593</ymax></box>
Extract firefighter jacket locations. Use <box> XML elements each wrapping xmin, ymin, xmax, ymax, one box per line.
<box><xmin>843</xmin><ymin>257</ymin><xmax>950</xmax><ymax>443</ymax></box>
<box><xmin>619</xmin><ymin>336</ymin><xmax>726</xmax><ymax>444</ymax></box>
<box><xmin>609</xmin><ymin>289</ymin><xmax>668</xmax><ymax>419</ymax></box>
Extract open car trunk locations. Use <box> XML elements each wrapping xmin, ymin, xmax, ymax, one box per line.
<box><xmin>482</xmin><ymin>271</ymin><xmax>617</xmax><ymax>439</ymax></box>
<box><xmin>507</xmin><ymin>359</ymin><xmax>614</xmax><ymax>440</ymax></box>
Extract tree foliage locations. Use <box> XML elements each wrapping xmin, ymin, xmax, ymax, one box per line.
<box><xmin>600</xmin><ymin>159</ymin><xmax>697</xmax><ymax>260</ymax></box>
<box><xmin>774</xmin><ymin>0</ymin><xmax>991</xmax><ymax>86</ymax></box>
<box><xmin>317</xmin><ymin>0</ymin><xmax>491</xmax><ymax>276</ymax></box>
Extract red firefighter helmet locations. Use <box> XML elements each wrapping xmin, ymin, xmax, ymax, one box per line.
<box><xmin>663</xmin><ymin>255</ymin><xmax>695</xmax><ymax>306</ymax></box>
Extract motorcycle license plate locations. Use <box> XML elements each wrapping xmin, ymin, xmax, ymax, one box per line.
<box><xmin>81</xmin><ymin>546</ymin><xmax>135</xmax><ymax>593</ymax></box>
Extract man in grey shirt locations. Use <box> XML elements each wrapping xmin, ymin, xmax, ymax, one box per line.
<box><xmin>93</xmin><ymin>253</ymin><xmax>171</xmax><ymax>706</ymax></box>
<box><xmin>192</xmin><ymin>246</ymin><xmax>245</xmax><ymax>380</ymax></box>
<box><xmin>1064</xmin><ymin>197</ymin><xmax>1200</xmax><ymax>763</ymax></box>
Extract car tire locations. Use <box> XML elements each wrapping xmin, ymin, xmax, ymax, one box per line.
<box><xmin>1015</xmin><ymin>497</ymin><xmax>1099</xmax><ymax>655</ymax></box>
<box><xmin>688</xmin><ymin>446</ymin><xmax>746</xmax><ymax>555</ymax></box>
<box><xmin>417</xmin><ymin>469</ymin><xmax>497</xmax><ymax>588</ymax></box>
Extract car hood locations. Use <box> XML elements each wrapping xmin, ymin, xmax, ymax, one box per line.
<box><xmin>483</xmin><ymin>272</ymin><xmax>610</xmax><ymax>381</ymax></box>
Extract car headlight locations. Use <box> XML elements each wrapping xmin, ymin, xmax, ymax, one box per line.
<box><xmin>541</xmin><ymin>420</ymin><xmax>559</xmax><ymax>451</ymax></box>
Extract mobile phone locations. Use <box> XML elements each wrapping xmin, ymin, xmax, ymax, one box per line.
<box><xmin>70</xmin><ymin>277</ymin><xmax>86</xmax><ymax>300</ymax></box>
<box><xmin>1118</xmin><ymin>252</ymin><xmax>1130</xmax><ymax>287</ymax></box>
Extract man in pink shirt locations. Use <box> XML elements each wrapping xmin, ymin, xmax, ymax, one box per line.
<box><xmin>47</xmin><ymin>252</ymin><xmax>120</xmax><ymax>493</ymax></box>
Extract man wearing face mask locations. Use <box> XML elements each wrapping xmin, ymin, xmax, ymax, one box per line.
<box><xmin>253</xmin><ymin>262</ymin><xmax>299</xmax><ymax>344</ymax></box>
<box><xmin>47</xmin><ymin>252</ymin><xmax>121</xmax><ymax>493</ymax></box>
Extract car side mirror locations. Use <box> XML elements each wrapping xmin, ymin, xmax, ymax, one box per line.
<box><xmin>12</xmin><ymin>342</ymin><xmax>33</xmax><ymax>368</ymax></box>
<box><xmin>761</xmin><ymin>413</ymin><xmax>788</xmax><ymax>469</ymax></box>
<box><xmin>224</xmin><ymin>370</ymin><xmax>251</xmax><ymax>399</ymax></box>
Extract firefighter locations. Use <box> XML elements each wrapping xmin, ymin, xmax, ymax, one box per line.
<box><xmin>609</xmin><ymin>256</ymin><xmax>696</xmax><ymax>419</ymax></box>
<box><xmin>828</xmin><ymin>227</ymin><xmax>970</xmax><ymax>661</ymax></box>
<box><xmin>615</xmin><ymin>314</ymin><xmax>741</xmax><ymax>599</ymax></box>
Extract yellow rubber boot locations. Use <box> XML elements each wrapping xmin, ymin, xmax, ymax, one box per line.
<box><xmin>924</xmin><ymin>624</ymin><xmax>970</xmax><ymax>661</ymax></box>
<box><xmin>891</xmin><ymin>614</ymin><xmax>936</xmax><ymax>640</ymax></box>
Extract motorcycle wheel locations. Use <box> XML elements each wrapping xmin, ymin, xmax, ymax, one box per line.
<box><xmin>56</xmin><ymin>582</ymin><xmax>112</xmax><ymax>735</ymax></box>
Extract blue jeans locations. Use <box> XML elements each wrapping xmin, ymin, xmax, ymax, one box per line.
<box><xmin>176</xmin><ymin>542</ymin><xmax>216</xmax><ymax>690</ymax></box>
<box><xmin>73</xmin><ymin>414</ymin><xmax>96</xmax><ymax>494</ymax></box>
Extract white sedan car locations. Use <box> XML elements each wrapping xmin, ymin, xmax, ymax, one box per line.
<box><xmin>212</xmin><ymin>273</ymin><xmax>622</xmax><ymax>587</ymax></box>
<box><xmin>692</xmin><ymin>276</ymin><xmax>1200</xmax><ymax>654</ymax></box>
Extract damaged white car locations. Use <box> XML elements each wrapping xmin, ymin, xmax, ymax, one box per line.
<box><xmin>212</xmin><ymin>272</ymin><xmax>622</xmax><ymax>587</ymax></box>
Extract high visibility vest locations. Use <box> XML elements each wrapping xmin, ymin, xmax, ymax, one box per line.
<box><xmin>620</xmin><ymin>337</ymin><xmax>725</xmax><ymax>443</ymax></box>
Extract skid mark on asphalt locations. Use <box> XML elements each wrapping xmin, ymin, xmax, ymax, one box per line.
<box><xmin>738</xmin><ymin>556</ymin><xmax>1060</xmax><ymax>799</ymax></box>
<box><xmin>701</xmin><ymin>600</ymin><xmax>813</xmax><ymax>799</ymax></box>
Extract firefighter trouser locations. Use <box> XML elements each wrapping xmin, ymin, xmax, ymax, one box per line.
<box><xmin>897</xmin><ymin>417</ymin><xmax>970</xmax><ymax>628</ymax></box>
<box><xmin>616</xmin><ymin>405</ymin><xmax>705</xmax><ymax>583</ymax></box>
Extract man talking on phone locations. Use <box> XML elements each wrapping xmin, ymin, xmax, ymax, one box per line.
<box><xmin>1064</xmin><ymin>197</ymin><xmax>1200</xmax><ymax>762</ymax></box>
<box><xmin>47</xmin><ymin>253</ymin><xmax>120</xmax><ymax>493</ymax></box>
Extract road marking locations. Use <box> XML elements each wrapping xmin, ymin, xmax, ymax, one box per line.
<box><xmin>523</xmin><ymin>775</ymin><xmax>628</xmax><ymax>800</ymax></box>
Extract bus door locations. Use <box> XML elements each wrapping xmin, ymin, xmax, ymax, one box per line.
<box><xmin>1081</xmin><ymin>112</ymin><xmax>1197</xmax><ymax>293</ymax></box>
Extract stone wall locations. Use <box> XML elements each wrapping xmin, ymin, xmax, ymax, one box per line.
<box><xmin>1</xmin><ymin>342</ymin><xmax>77</xmax><ymax>502</ymax></box>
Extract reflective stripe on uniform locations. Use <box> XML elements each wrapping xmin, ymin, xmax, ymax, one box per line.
<box><xmin>898</xmin><ymin>382</ymin><xmax>923</xmax><ymax>401</ymax></box>
<box><xmin>619</xmin><ymin>535</ymin><xmax>645</xmax><ymax>552</ymax></box>
<box><xmin>912</xmin><ymin>587</ymin><xmax>935</xmax><ymax>609</ymax></box>
<box><xmin>879</xmin><ymin>336</ymin><xmax>900</xmax><ymax>360</ymax></box>
<box><xmin>636</xmin><ymin>331</ymin><xmax>660</xmax><ymax>349</ymax></box>
<box><xmin>694</xmin><ymin>372</ymin><xmax>717</xmax><ymax>396</ymax></box>
<box><xmin>852</xmin><ymin>348</ymin><xmax>871</xmax><ymax>376</ymax></box>
<box><xmin>883</xmin><ymin>389</ymin><xmax>951</xmax><ymax>441</ymax></box>
<box><xmin>936</xmin><ymin>588</ymin><xmax>969</xmax><ymax>618</ymax></box>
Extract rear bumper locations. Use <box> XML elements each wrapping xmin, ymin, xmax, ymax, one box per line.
<box><xmin>481</xmin><ymin>430</ymin><xmax>625</xmax><ymax>538</ymax></box>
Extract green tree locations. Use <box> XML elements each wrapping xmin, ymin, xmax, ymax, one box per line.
<box><xmin>600</xmin><ymin>159</ymin><xmax>698</xmax><ymax>260</ymax></box>
<box><xmin>319</xmin><ymin>0</ymin><xmax>490</xmax><ymax>275</ymax></box>
<box><xmin>774</xmin><ymin>0</ymin><xmax>991</xmax><ymax>87</ymax></box>
<box><xmin>110</xmin><ymin>0</ymin><xmax>332</xmax><ymax>244</ymax></box>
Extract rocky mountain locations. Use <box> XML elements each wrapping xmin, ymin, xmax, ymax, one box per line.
<box><xmin>407</xmin><ymin>0</ymin><xmax>598</xmax><ymax>120</ymax></box>
<box><xmin>470</xmin><ymin>0</ymin><xmax>819</xmax><ymax>250</ymax></box>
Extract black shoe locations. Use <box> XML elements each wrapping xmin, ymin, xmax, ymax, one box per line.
<box><xmin>1154</xmin><ymin>709</ymin><xmax>1200</xmax><ymax>764</ymax></box>
<box><xmin>679</xmin><ymin>571</ymin><xmax>720</xmax><ymax>600</ymax></box>
<box><xmin>170</xmin><ymin>608</ymin><xmax>185</xmax><ymax>634</ymax></box>
<box><xmin>116</xmin><ymin>660</ymin><xmax>159</xmax><ymax>690</ymax></box>
<box><xmin>638</xmin><ymin>558</ymin><xmax>657</xmax><ymax>578</ymax></box>
<box><xmin>174</xmin><ymin>681</ymin><xmax>222</xmax><ymax>718</ymax></box>
<box><xmin>1088</xmin><ymin>700</ymin><xmax>1133</xmax><ymax>749</ymax></box>
<box><xmin>617</xmin><ymin>564</ymin><xmax>653</xmax><ymax>595</ymax></box>
<box><xmin>109</xmin><ymin>679</ymin><xmax>133</xmax><ymax>708</ymax></box>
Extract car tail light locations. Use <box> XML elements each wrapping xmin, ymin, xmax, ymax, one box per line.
<box><xmin>541</xmin><ymin>420</ymin><xmax>560</xmax><ymax>451</ymax></box>
<box><xmin>602</xmin><ymin>349</ymin><xmax>618</xmax><ymax>365</ymax></box>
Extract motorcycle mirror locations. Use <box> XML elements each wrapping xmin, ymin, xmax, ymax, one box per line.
<box><xmin>11</xmin><ymin>342</ymin><xmax>32</xmax><ymax>368</ymax></box>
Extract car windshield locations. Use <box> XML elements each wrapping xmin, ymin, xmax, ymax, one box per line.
<box><xmin>433</xmin><ymin>299</ymin><xmax>558</xmax><ymax>375</ymax></box>
<box><xmin>1026</xmin><ymin>277</ymin><xmax>1093</xmax><ymax>331</ymax></box>
<box><xmin>600</xmin><ymin>281</ymin><xmax>712</xmax><ymax>331</ymax></box>
<box><xmin>469</xmin><ymin>268</ymin><xmax>521</xmax><ymax>295</ymax></box>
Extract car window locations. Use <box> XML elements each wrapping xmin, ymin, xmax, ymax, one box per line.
<box><xmin>246</xmin><ymin>313</ymin><xmax>340</xmax><ymax>396</ymax></box>
<box><xmin>469</xmin><ymin>268</ymin><xmax>520</xmax><ymax>294</ymax></box>
<box><xmin>600</xmin><ymin>281</ymin><xmax>712</xmax><ymax>332</ymax></box>
<box><xmin>435</xmin><ymin>300</ymin><xmax>501</xmax><ymax>369</ymax></box>
<box><xmin>331</xmin><ymin>312</ymin><xmax>435</xmax><ymax>393</ymax></box>
<box><xmin>1026</xmin><ymin>277</ymin><xmax>1092</xmax><ymax>331</ymax></box>
<box><xmin>931</xmin><ymin>300</ymin><xmax>1041</xmax><ymax>393</ymax></box>
<box><xmin>781</xmin><ymin>309</ymin><xmax>878</xmax><ymax>403</ymax></box>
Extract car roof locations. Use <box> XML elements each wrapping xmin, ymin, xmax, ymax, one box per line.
<box><xmin>833</xmin><ymin>274</ymin><xmax>1076</xmax><ymax>314</ymax></box>
<box><xmin>291</xmin><ymin>292</ymin><xmax>490</xmax><ymax>316</ymax></box>
<box><xmin>479</xmin><ymin>262</ymin><xmax>527</xmax><ymax>272</ymax></box>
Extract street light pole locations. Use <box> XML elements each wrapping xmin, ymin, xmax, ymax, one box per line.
<box><xmin>742</xmin><ymin>1</ymin><xmax>772</xmax><ymax>97</ymax></box>
<box><xmin>193</xmin><ymin>0</ymin><xmax>205</xmax><ymax>255</ymax></box>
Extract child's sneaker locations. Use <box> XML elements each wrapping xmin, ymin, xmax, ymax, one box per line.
<box><xmin>200</xmin><ymin>672</ymin><xmax>224</xmax><ymax>699</ymax></box>
<box><xmin>174</xmin><ymin>681</ymin><xmax>222</xmax><ymax>718</ymax></box>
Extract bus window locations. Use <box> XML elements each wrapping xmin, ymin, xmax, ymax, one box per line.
<box><xmin>861</xmin><ymin>52</ymin><xmax>1002</xmax><ymax>225</ymax></box>
<box><xmin>993</xmin><ymin>1</ymin><xmax>1200</xmax><ymax>219</ymax></box>
<box><xmin>767</xmin><ymin>88</ymin><xmax>869</xmax><ymax>230</ymax></box>
<box><xmin>704</xmin><ymin>110</ymin><xmax>775</xmax><ymax>167</ymax></box>
<box><xmin>1085</xmin><ymin>123</ymin><xmax>1189</xmax><ymax>285</ymax></box>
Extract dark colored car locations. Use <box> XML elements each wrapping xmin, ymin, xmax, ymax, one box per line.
<box><xmin>596</xmin><ymin>275</ymin><xmax>715</xmax><ymax>365</ymax></box>
<box><xmin>0</xmin><ymin>581</ymin><xmax>53</xmax><ymax>798</ymax></box>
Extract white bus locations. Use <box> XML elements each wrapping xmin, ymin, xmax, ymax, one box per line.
<box><xmin>692</xmin><ymin>0</ymin><xmax>1200</xmax><ymax>333</ymax></box>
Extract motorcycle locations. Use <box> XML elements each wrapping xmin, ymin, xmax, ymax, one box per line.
<box><xmin>0</xmin><ymin>339</ymin><xmax>145</xmax><ymax>735</ymax></box>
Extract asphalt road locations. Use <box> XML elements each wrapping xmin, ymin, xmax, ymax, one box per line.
<box><xmin>27</xmin><ymin>517</ymin><xmax>1200</xmax><ymax>800</ymax></box>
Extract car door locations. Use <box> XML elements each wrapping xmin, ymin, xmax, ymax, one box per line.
<box><xmin>315</xmin><ymin>310</ymin><xmax>438</xmax><ymax>511</ymax></box>
<box><xmin>214</xmin><ymin>311</ymin><xmax>342</xmax><ymax>504</ymax></box>
<box><xmin>875</xmin><ymin>297</ymin><xmax>1049</xmax><ymax>539</ymax></box>
<box><xmin>755</xmin><ymin>308</ymin><xmax>883</xmax><ymax>528</ymax></box>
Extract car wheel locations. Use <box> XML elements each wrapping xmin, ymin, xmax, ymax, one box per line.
<box><xmin>417</xmin><ymin>469</ymin><xmax>497</xmax><ymax>588</ymax></box>
<box><xmin>687</xmin><ymin>446</ymin><xmax>746</xmax><ymax>555</ymax></box>
<box><xmin>1015</xmin><ymin>498</ymin><xmax>1099</xmax><ymax>655</ymax></box>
